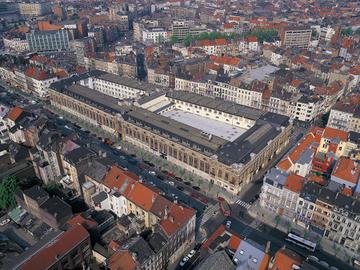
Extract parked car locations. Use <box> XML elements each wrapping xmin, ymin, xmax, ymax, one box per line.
<box><xmin>175</xmin><ymin>176</ymin><xmax>183</xmax><ymax>182</ymax></box>
<box><xmin>168</xmin><ymin>181</ymin><xmax>175</xmax><ymax>186</ymax></box>
<box><xmin>188</xmin><ymin>250</ymin><xmax>196</xmax><ymax>258</ymax></box>
<box><xmin>226</xmin><ymin>220</ymin><xmax>232</xmax><ymax>228</ymax></box>
<box><xmin>184</xmin><ymin>181</ymin><xmax>191</xmax><ymax>186</ymax></box>
<box><xmin>179</xmin><ymin>256</ymin><xmax>189</xmax><ymax>267</ymax></box>
<box><xmin>201</xmin><ymin>198</ymin><xmax>208</xmax><ymax>205</ymax></box>
<box><xmin>148</xmin><ymin>171</ymin><xmax>156</xmax><ymax>175</ymax></box>
<box><xmin>177</xmin><ymin>186</ymin><xmax>184</xmax><ymax>191</ymax></box>
<box><xmin>0</xmin><ymin>218</ymin><xmax>10</xmax><ymax>226</ymax></box>
<box><xmin>192</xmin><ymin>186</ymin><xmax>201</xmax><ymax>191</ymax></box>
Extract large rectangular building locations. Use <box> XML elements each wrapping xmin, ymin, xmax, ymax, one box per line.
<box><xmin>26</xmin><ymin>29</ymin><xmax>70</xmax><ymax>52</ymax></box>
<box><xmin>280</xmin><ymin>27</ymin><xmax>312</xmax><ymax>48</ymax></box>
<box><xmin>123</xmin><ymin>91</ymin><xmax>292</xmax><ymax>194</ymax></box>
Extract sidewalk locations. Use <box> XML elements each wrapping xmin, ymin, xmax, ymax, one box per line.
<box><xmin>248</xmin><ymin>202</ymin><xmax>358</xmax><ymax>265</ymax></box>
<box><xmin>120</xmin><ymin>141</ymin><xmax>238</xmax><ymax>203</ymax></box>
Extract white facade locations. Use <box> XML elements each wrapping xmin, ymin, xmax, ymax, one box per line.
<box><xmin>319</xmin><ymin>26</ymin><xmax>336</xmax><ymax>42</ymax></box>
<box><xmin>27</xmin><ymin>76</ymin><xmax>58</xmax><ymax>97</ymax></box>
<box><xmin>3</xmin><ymin>38</ymin><xmax>29</xmax><ymax>53</ymax></box>
<box><xmin>168</xmin><ymin>97</ymin><xmax>256</xmax><ymax>129</ymax></box>
<box><xmin>292</xmin><ymin>98</ymin><xmax>324</xmax><ymax>123</ymax></box>
<box><xmin>142</xmin><ymin>28</ymin><xmax>168</xmax><ymax>44</ymax></box>
<box><xmin>328</xmin><ymin>108</ymin><xmax>353</xmax><ymax>131</ymax></box>
<box><xmin>174</xmin><ymin>78</ymin><xmax>262</xmax><ymax>109</ymax></box>
<box><xmin>93</xmin><ymin>77</ymin><xmax>146</xmax><ymax>100</ymax></box>
<box><xmin>270</xmin><ymin>52</ymin><xmax>283</xmax><ymax>66</ymax></box>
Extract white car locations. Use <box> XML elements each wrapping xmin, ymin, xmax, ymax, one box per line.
<box><xmin>148</xmin><ymin>171</ymin><xmax>156</xmax><ymax>175</ymax></box>
<box><xmin>179</xmin><ymin>256</ymin><xmax>189</xmax><ymax>266</ymax></box>
<box><xmin>226</xmin><ymin>220</ymin><xmax>232</xmax><ymax>228</ymax></box>
<box><xmin>188</xmin><ymin>250</ymin><xmax>196</xmax><ymax>258</ymax></box>
<box><xmin>0</xmin><ymin>218</ymin><xmax>10</xmax><ymax>226</ymax></box>
<box><xmin>168</xmin><ymin>181</ymin><xmax>175</xmax><ymax>186</ymax></box>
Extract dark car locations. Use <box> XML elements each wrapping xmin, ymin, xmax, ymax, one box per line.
<box><xmin>184</xmin><ymin>181</ymin><xmax>191</xmax><ymax>186</ymax></box>
<box><xmin>157</xmin><ymin>175</ymin><xmax>165</xmax><ymax>180</ymax></box>
<box><xmin>175</xmin><ymin>176</ymin><xmax>183</xmax><ymax>182</ymax></box>
<box><xmin>176</xmin><ymin>186</ymin><xmax>184</xmax><ymax>191</ymax></box>
<box><xmin>192</xmin><ymin>186</ymin><xmax>201</xmax><ymax>191</ymax></box>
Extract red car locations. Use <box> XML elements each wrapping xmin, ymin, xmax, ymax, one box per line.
<box><xmin>167</xmin><ymin>171</ymin><xmax>175</xmax><ymax>177</ymax></box>
<box><xmin>201</xmin><ymin>198</ymin><xmax>208</xmax><ymax>205</ymax></box>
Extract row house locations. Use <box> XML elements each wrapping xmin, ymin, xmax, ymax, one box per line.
<box><xmin>30</xmin><ymin>130</ymin><xmax>78</xmax><ymax>184</ymax></box>
<box><xmin>192</xmin><ymin>38</ymin><xmax>230</xmax><ymax>56</ymax></box>
<box><xmin>25</xmin><ymin>67</ymin><xmax>59</xmax><ymax>97</ymax></box>
<box><xmin>83</xmin><ymin>164</ymin><xmax>196</xmax><ymax>267</ymax></box>
<box><xmin>327</xmin><ymin>97</ymin><xmax>360</xmax><ymax>133</ymax></box>
<box><xmin>277</xmin><ymin>127</ymin><xmax>351</xmax><ymax>177</ymax></box>
<box><xmin>174</xmin><ymin>77</ymin><xmax>263</xmax><ymax>110</ymax></box>
<box><xmin>0</xmin><ymin>66</ymin><xmax>59</xmax><ymax>97</ymax></box>
<box><xmin>238</xmin><ymin>36</ymin><xmax>259</xmax><ymax>52</ymax></box>
<box><xmin>260</xmin><ymin>168</ymin><xmax>305</xmax><ymax>220</ymax></box>
<box><xmin>295</xmin><ymin>182</ymin><xmax>360</xmax><ymax>253</ymax></box>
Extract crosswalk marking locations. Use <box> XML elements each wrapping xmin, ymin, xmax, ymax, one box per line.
<box><xmin>235</xmin><ymin>199</ymin><xmax>251</xmax><ymax>209</ymax></box>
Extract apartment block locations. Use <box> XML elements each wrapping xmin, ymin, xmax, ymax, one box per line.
<box><xmin>280</xmin><ymin>27</ymin><xmax>312</xmax><ymax>48</ymax></box>
<box><xmin>26</xmin><ymin>29</ymin><xmax>70</xmax><ymax>52</ymax></box>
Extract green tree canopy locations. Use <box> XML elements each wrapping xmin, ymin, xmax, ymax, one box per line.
<box><xmin>341</xmin><ymin>28</ymin><xmax>353</xmax><ymax>37</ymax></box>
<box><xmin>170</xmin><ymin>35</ymin><xmax>179</xmax><ymax>45</ymax></box>
<box><xmin>0</xmin><ymin>176</ymin><xmax>18</xmax><ymax>210</ymax></box>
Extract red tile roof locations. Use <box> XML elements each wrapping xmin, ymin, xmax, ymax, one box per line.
<box><xmin>67</xmin><ymin>214</ymin><xmax>98</xmax><ymax>229</ymax></box>
<box><xmin>322</xmin><ymin>127</ymin><xmax>347</xmax><ymax>141</ymax></box>
<box><xmin>284</xmin><ymin>174</ymin><xmax>305</xmax><ymax>193</ymax></box>
<box><xmin>223</xmin><ymin>23</ymin><xmax>235</xmax><ymax>29</ymax></box>
<box><xmin>277</xmin><ymin>158</ymin><xmax>292</xmax><ymax>171</ymax></box>
<box><xmin>6</xmin><ymin>107</ymin><xmax>24</xmax><ymax>122</ymax></box>
<box><xmin>278</xmin><ymin>127</ymin><xmax>323</xmax><ymax>172</ymax></box>
<box><xmin>19</xmin><ymin>225</ymin><xmax>89</xmax><ymax>270</ymax></box>
<box><xmin>25</xmin><ymin>67</ymin><xmax>51</xmax><ymax>81</ymax></box>
<box><xmin>270</xmin><ymin>248</ymin><xmax>303</xmax><ymax>270</ymax></box>
<box><xmin>160</xmin><ymin>203</ymin><xmax>195</xmax><ymax>237</ymax></box>
<box><xmin>290</xmin><ymin>79</ymin><xmax>302</xmax><ymax>87</ymax></box>
<box><xmin>127</xmin><ymin>182</ymin><xmax>158</xmax><ymax>211</ymax></box>
<box><xmin>108</xmin><ymin>240</ymin><xmax>120</xmax><ymax>252</ymax></box>
<box><xmin>332</xmin><ymin>157</ymin><xmax>360</xmax><ymax>185</ymax></box>
<box><xmin>108</xmin><ymin>250</ymin><xmax>137</xmax><ymax>270</ymax></box>
<box><xmin>210</xmin><ymin>54</ymin><xmax>241</xmax><ymax>66</ymax></box>
<box><xmin>228</xmin><ymin>235</ymin><xmax>241</xmax><ymax>250</ymax></box>
<box><xmin>56</xmin><ymin>69</ymin><xmax>69</xmax><ymax>79</ymax></box>
<box><xmin>349</xmin><ymin>65</ymin><xmax>360</xmax><ymax>76</ymax></box>
<box><xmin>308</xmin><ymin>175</ymin><xmax>327</xmax><ymax>186</ymax></box>
<box><xmin>246</xmin><ymin>36</ymin><xmax>258</xmax><ymax>43</ymax></box>
<box><xmin>198</xmin><ymin>38</ymin><xmax>228</xmax><ymax>47</ymax></box>
<box><xmin>103</xmin><ymin>165</ymin><xmax>138</xmax><ymax>194</ymax></box>
<box><xmin>202</xmin><ymin>225</ymin><xmax>226</xmax><ymax>249</ymax></box>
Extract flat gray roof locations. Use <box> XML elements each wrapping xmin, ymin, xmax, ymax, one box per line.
<box><xmin>65</xmin><ymin>84</ymin><xmax>126</xmax><ymax>115</ymax></box>
<box><xmin>95</xmin><ymin>73</ymin><xmax>163</xmax><ymax>93</ymax></box>
<box><xmin>166</xmin><ymin>91</ymin><xmax>263</xmax><ymax>120</ymax></box>
<box><xmin>162</xmin><ymin>109</ymin><xmax>247</xmax><ymax>142</ymax></box>
<box><xmin>124</xmin><ymin>108</ymin><xmax>227</xmax><ymax>153</ymax></box>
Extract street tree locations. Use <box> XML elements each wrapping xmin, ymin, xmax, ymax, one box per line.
<box><xmin>0</xmin><ymin>176</ymin><xmax>18</xmax><ymax>210</ymax></box>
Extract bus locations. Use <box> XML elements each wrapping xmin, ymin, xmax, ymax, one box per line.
<box><xmin>285</xmin><ymin>233</ymin><xmax>317</xmax><ymax>252</ymax></box>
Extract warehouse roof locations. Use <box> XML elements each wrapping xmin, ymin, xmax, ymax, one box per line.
<box><xmin>166</xmin><ymin>91</ymin><xmax>263</xmax><ymax>120</ymax></box>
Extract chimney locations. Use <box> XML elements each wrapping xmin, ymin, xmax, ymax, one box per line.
<box><xmin>164</xmin><ymin>206</ymin><xmax>169</xmax><ymax>219</ymax></box>
<box><xmin>265</xmin><ymin>241</ymin><xmax>271</xmax><ymax>253</ymax></box>
<box><xmin>351</xmin><ymin>168</ymin><xmax>356</xmax><ymax>175</ymax></box>
<box><xmin>131</xmin><ymin>252</ymin><xmax>138</xmax><ymax>262</ymax></box>
<box><xmin>169</xmin><ymin>215</ymin><xmax>174</xmax><ymax>223</ymax></box>
<box><xmin>152</xmin><ymin>194</ymin><xmax>156</xmax><ymax>203</ymax></box>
